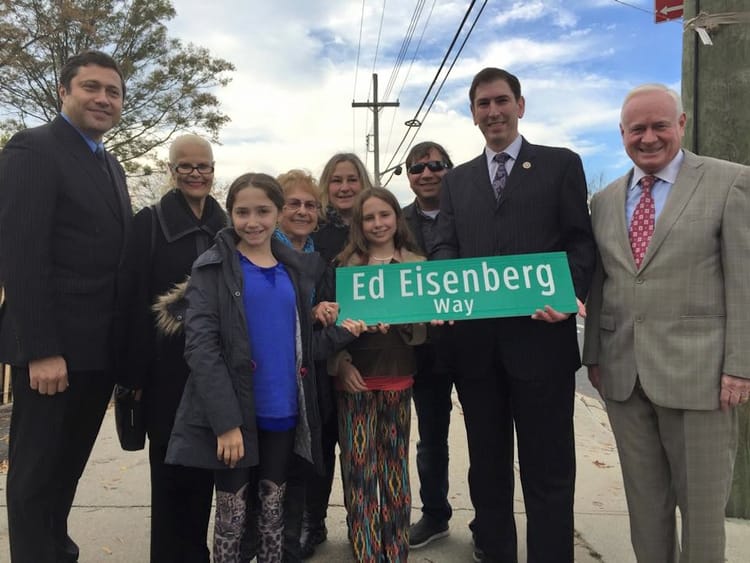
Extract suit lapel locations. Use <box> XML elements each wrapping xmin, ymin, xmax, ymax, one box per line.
<box><xmin>52</xmin><ymin>117</ymin><xmax>123</xmax><ymax>223</ymax></box>
<box><xmin>639</xmin><ymin>152</ymin><xmax>704</xmax><ymax>270</ymax></box>
<box><xmin>467</xmin><ymin>153</ymin><xmax>497</xmax><ymax>208</ymax></box>
<box><xmin>609</xmin><ymin>174</ymin><xmax>635</xmax><ymax>268</ymax></box>
<box><xmin>595</xmin><ymin>174</ymin><xmax>636</xmax><ymax>271</ymax></box>
<box><xmin>499</xmin><ymin>138</ymin><xmax>533</xmax><ymax>207</ymax></box>
<box><xmin>105</xmin><ymin>151</ymin><xmax>133</xmax><ymax>225</ymax></box>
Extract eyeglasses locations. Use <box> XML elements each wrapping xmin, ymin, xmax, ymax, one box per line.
<box><xmin>173</xmin><ymin>163</ymin><xmax>215</xmax><ymax>175</ymax></box>
<box><xmin>407</xmin><ymin>160</ymin><xmax>450</xmax><ymax>175</ymax></box>
<box><xmin>284</xmin><ymin>199</ymin><xmax>321</xmax><ymax>212</ymax></box>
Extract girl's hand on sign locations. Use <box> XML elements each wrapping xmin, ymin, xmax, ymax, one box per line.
<box><xmin>341</xmin><ymin>319</ymin><xmax>367</xmax><ymax>337</ymax></box>
<box><xmin>339</xmin><ymin>360</ymin><xmax>368</xmax><ymax>393</ymax></box>
<box><xmin>216</xmin><ymin>427</ymin><xmax>244</xmax><ymax>468</ymax></box>
<box><xmin>429</xmin><ymin>319</ymin><xmax>455</xmax><ymax>326</ymax></box>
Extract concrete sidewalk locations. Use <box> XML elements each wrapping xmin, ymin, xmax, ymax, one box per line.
<box><xmin>0</xmin><ymin>391</ymin><xmax>747</xmax><ymax>562</ymax></box>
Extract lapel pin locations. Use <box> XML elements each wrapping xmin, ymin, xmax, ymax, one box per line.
<box><xmin>522</xmin><ymin>161</ymin><xmax>531</xmax><ymax>169</ymax></box>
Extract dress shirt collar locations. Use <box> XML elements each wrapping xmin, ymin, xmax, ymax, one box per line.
<box><xmin>629</xmin><ymin>149</ymin><xmax>685</xmax><ymax>191</ymax></box>
<box><xmin>484</xmin><ymin>134</ymin><xmax>523</xmax><ymax>169</ymax></box>
<box><xmin>60</xmin><ymin>112</ymin><xmax>102</xmax><ymax>154</ymax></box>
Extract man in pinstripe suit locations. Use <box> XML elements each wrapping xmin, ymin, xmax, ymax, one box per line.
<box><xmin>0</xmin><ymin>51</ymin><xmax>130</xmax><ymax>562</ymax></box>
<box><xmin>431</xmin><ymin>67</ymin><xmax>595</xmax><ymax>563</ymax></box>
<box><xmin>583</xmin><ymin>84</ymin><xmax>750</xmax><ymax>562</ymax></box>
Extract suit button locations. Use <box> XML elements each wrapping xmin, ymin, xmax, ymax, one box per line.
<box><xmin>636</xmin><ymin>278</ymin><xmax>644</xmax><ymax>284</ymax></box>
<box><xmin>234</xmin><ymin>291</ymin><xmax>241</xmax><ymax>297</ymax></box>
<box><xmin>635</xmin><ymin>316</ymin><xmax>643</xmax><ymax>323</ymax></box>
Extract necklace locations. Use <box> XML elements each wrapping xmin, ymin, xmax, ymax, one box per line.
<box><xmin>371</xmin><ymin>254</ymin><xmax>394</xmax><ymax>263</ymax></box>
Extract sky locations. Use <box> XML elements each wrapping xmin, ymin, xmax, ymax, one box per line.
<box><xmin>165</xmin><ymin>0</ymin><xmax>685</xmax><ymax>202</ymax></box>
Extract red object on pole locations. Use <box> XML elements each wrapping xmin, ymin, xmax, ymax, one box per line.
<box><xmin>655</xmin><ymin>0</ymin><xmax>684</xmax><ymax>23</ymax></box>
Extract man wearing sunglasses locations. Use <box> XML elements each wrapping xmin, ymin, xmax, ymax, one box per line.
<box><xmin>430</xmin><ymin>68</ymin><xmax>596</xmax><ymax>563</ymax></box>
<box><xmin>402</xmin><ymin>142</ymin><xmax>470</xmax><ymax>550</ymax></box>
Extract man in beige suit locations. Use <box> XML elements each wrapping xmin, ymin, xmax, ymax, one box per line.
<box><xmin>583</xmin><ymin>84</ymin><xmax>750</xmax><ymax>563</ymax></box>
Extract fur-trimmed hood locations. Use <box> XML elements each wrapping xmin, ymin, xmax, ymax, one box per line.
<box><xmin>151</xmin><ymin>277</ymin><xmax>190</xmax><ymax>336</ymax></box>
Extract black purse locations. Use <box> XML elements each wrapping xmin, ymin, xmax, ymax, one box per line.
<box><xmin>114</xmin><ymin>385</ymin><xmax>146</xmax><ymax>451</ymax></box>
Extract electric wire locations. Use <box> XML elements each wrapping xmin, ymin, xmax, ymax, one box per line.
<box><xmin>383</xmin><ymin>0</ymin><xmax>425</xmax><ymax>101</ymax></box>
<box><xmin>383</xmin><ymin>0</ymin><xmax>488</xmax><ymax>186</ymax></box>
<box><xmin>352</xmin><ymin>0</ymin><xmax>367</xmax><ymax>150</ymax></box>
<box><xmin>381</xmin><ymin>0</ymin><xmax>429</xmax><ymax>156</ymax></box>
<box><xmin>371</xmin><ymin>0</ymin><xmax>388</xmax><ymax>75</ymax></box>
<box><xmin>383</xmin><ymin>0</ymin><xmax>438</xmax><ymax>156</ymax></box>
<box><xmin>380</xmin><ymin>0</ymin><xmax>483</xmax><ymax>181</ymax></box>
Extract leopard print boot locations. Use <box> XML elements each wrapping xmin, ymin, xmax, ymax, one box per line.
<box><xmin>257</xmin><ymin>479</ymin><xmax>286</xmax><ymax>563</ymax></box>
<box><xmin>213</xmin><ymin>483</ymin><xmax>248</xmax><ymax>563</ymax></box>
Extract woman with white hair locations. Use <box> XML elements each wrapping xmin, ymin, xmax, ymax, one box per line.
<box><xmin>117</xmin><ymin>134</ymin><xmax>226</xmax><ymax>563</ymax></box>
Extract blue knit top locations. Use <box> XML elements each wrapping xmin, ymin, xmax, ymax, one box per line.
<box><xmin>239</xmin><ymin>253</ymin><xmax>298</xmax><ymax>431</ymax></box>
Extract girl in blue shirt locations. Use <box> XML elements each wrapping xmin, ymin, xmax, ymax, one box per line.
<box><xmin>166</xmin><ymin>173</ymin><xmax>364</xmax><ymax>562</ymax></box>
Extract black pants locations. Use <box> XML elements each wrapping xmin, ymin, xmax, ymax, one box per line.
<box><xmin>215</xmin><ymin>427</ymin><xmax>297</xmax><ymax>494</ymax></box>
<box><xmin>6</xmin><ymin>366</ymin><xmax>113</xmax><ymax>563</ymax></box>
<box><xmin>303</xmin><ymin>394</ymin><xmax>338</xmax><ymax>523</ymax></box>
<box><xmin>455</xmin><ymin>323</ymin><xmax>576</xmax><ymax>563</ymax></box>
<box><xmin>149</xmin><ymin>441</ymin><xmax>214</xmax><ymax>563</ymax></box>
<box><xmin>412</xmin><ymin>368</ymin><xmax>456</xmax><ymax>525</ymax></box>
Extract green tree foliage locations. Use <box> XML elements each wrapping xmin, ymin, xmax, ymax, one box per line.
<box><xmin>0</xmin><ymin>0</ymin><xmax>234</xmax><ymax>173</ymax></box>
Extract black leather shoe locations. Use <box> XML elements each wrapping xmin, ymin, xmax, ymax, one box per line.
<box><xmin>299</xmin><ymin>518</ymin><xmax>327</xmax><ymax>559</ymax></box>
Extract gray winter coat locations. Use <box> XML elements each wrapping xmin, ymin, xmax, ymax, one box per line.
<box><xmin>166</xmin><ymin>228</ymin><xmax>355</xmax><ymax>472</ymax></box>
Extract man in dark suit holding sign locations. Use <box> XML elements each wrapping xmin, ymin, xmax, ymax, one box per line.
<box><xmin>0</xmin><ymin>51</ymin><xmax>131</xmax><ymax>562</ymax></box>
<box><xmin>430</xmin><ymin>67</ymin><xmax>595</xmax><ymax>563</ymax></box>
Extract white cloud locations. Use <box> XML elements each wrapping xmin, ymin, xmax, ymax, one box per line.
<box><xmin>159</xmin><ymin>0</ymin><xmax>682</xmax><ymax>197</ymax></box>
<box><xmin>491</xmin><ymin>1</ymin><xmax>579</xmax><ymax>29</ymax></box>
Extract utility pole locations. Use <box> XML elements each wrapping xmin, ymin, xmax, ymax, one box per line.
<box><xmin>352</xmin><ymin>73</ymin><xmax>399</xmax><ymax>185</ymax></box>
<box><xmin>682</xmin><ymin>0</ymin><xmax>750</xmax><ymax>518</ymax></box>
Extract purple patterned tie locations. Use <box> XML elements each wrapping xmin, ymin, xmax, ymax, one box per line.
<box><xmin>629</xmin><ymin>175</ymin><xmax>656</xmax><ymax>268</ymax></box>
<box><xmin>492</xmin><ymin>152</ymin><xmax>509</xmax><ymax>202</ymax></box>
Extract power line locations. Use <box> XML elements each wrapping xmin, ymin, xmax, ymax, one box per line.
<box><xmin>394</xmin><ymin>0</ymin><xmax>437</xmax><ymax>104</ymax></box>
<box><xmin>382</xmin><ymin>0</ymin><xmax>426</xmax><ymax>101</ymax></box>
<box><xmin>352</xmin><ymin>0</ymin><xmax>367</xmax><ymax>150</ymax></box>
<box><xmin>352</xmin><ymin>0</ymin><xmax>367</xmax><ymax>99</ymax></box>
<box><xmin>611</xmin><ymin>0</ymin><xmax>655</xmax><ymax>15</ymax></box>
<box><xmin>383</xmin><ymin>0</ymin><xmax>437</xmax><ymax>156</ymax></box>
<box><xmin>371</xmin><ymin>0</ymin><xmax>388</xmax><ymax>76</ymax></box>
<box><xmin>381</xmin><ymin>0</ymin><xmax>486</xmax><ymax>180</ymax></box>
<box><xmin>611</xmin><ymin>0</ymin><xmax>684</xmax><ymax>24</ymax></box>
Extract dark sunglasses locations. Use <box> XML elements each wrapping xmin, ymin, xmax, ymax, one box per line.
<box><xmin>407</xmin><ymin>160</ymin><xmax>450</xmax><ymax>175</ymax></box>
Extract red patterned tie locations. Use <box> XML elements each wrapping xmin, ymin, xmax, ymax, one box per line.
<box><xmin>629</xmin><ymin>175</ymin><xmax>656</xmax><ymax>268</ymax></box>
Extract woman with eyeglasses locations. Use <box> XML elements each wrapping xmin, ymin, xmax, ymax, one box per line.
<box><xmin>116</xmin><ymin>134</ymin><xmax>226</xmax><ymax>563</ymax></box>
<box><xmin>274</xmin><ymin>169</ymin><xmax>322</xmax><ymax>253</ymax></box>
<box><xmin>293</xmin><ymin>153</ymin><xmax>373</xmax><ymax>558</ymax></box>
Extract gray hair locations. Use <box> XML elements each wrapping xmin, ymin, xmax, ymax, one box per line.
<box><xmin>168</xmin><ymin>134</ymin><xmax>213</xmax><ymax>163</ymax></box>
<box><xmin>620</xmin><ymin>84</ymin><xmax>683</xmax><ymax>124</ymax></box>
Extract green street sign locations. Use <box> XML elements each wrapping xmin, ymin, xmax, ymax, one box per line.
<box><xmin>336</xmin><ymin>251</ymin><xmax>577</xmax><ymax>325</ymax></box>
